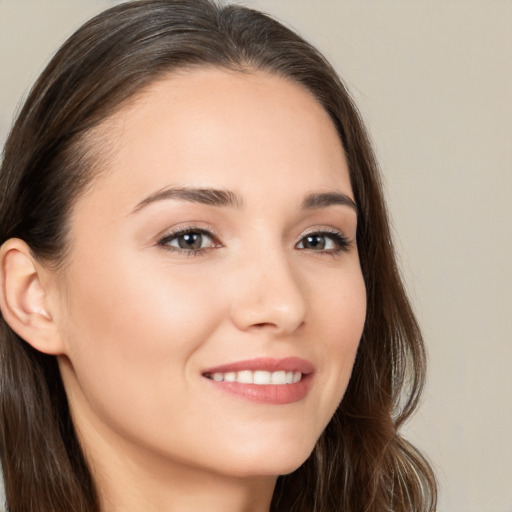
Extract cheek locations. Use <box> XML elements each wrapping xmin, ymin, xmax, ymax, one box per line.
<box><xmin>310</xmin><ymin>262</ymin><xmax>366</xmax><ymax>411</ymax></box>
<box><xmin>329</xmin><ymin>272</ymin><xmax>366</xmax><ymax>350</ymax></box>
<box><xmin>58</xmin><ymin>255</ymin><xmax>225</xmax><ymax>427</ymax></box>
<box><xmin>65</xmin><ymin>254</ymin><xmax>222</xmax><ymax>357</ymax></box>
<box><xmin>314</xmin><ymin>255</ymin><xmax>366</xmax><ymax>341</ymax></box>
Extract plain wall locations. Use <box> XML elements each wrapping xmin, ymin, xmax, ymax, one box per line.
<box><xmin>1</xmin><ymin>1</ymin><xmax>511</xmax><ymax>511</ymax></box>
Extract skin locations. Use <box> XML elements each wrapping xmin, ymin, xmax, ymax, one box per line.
<box><xmin>9</xmin><ymin>69</ymin><xmax>367</xmax><ymax>511</ymax></box>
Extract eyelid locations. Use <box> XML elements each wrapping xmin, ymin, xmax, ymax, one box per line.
<box><xmin>298</xmin><ymin>226</ymin><xmax>349</xmax><ymax>240</ymax></box>
<box><xmin>156</xmin><ymin>222</ymin><xmax>218</xmax><ymax>241</ymax></box>
<box><xmin>156</xmin><ymin>224</ymin><xmax>222</xmax><ymax>251</ymax></box>
<box><xmin>295</xmin><ymin>227</ymin><xmax>352</xmax><ymax>252</ymax></box>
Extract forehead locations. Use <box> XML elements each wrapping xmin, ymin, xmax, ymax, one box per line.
<box><xmin>77</xmin><ymin>67</ymin><xmax>352</xmax><ymax>213</ymax></box>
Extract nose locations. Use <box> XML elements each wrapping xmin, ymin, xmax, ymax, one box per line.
<box><xmin>229</xmin><ymin>248</ymin><xmax>307</xmax><ymax>336</ymax></box>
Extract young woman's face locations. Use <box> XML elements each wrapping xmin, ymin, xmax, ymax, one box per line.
<box><xmin>54</xmin><ymin>68</ymin><xmax>366</xmax><ymax>480</ymax></box>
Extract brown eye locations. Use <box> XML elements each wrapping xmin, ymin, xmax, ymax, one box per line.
<box><xmin>175</xmin><ymin>232</ymin><xmax>205</xmax><ymax>250</ymax></box>
<box><xmin>159</xmin><ymin>229</ymin><xmax>217</xmax><ymax>252</ymax></box>
<box><xmin>300</xmin><ymin>234</ymin><xmax>327</xmax><ymax>250</ymax></box>
<box><xmin>296</xmin><ymin>231</ymin><xmax>350</xmax><ymax>252</ymax></box>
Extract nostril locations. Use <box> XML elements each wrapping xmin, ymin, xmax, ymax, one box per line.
<box><xmin>228</xmin><ymin>265</ymin><xmax>307</xmax><ymax>334</ymax></box>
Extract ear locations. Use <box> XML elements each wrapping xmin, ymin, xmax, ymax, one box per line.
<box><xmin>0</xmin><ymin>238</ymin><xmax>65</xmax><ymax>355</ymax></box>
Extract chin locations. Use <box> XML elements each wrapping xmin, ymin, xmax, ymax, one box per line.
<box><xmin>213</xmin><ymin>437</ymin><xmax>317</xmax><ymax>478</ymax></box>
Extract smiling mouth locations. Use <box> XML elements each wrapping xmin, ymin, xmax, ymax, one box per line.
<box><xmin>201</xmin><ymin>357</ymin><xmax>314</xmax><ymax>404</ymax></box>
<box><xmin>204</xmin><ymin>370</ymin><xmax>303</xmax><ymax>385</ymax></box>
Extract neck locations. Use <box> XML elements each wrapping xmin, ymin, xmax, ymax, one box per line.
<box><xmin>74</xmin><ymin>410</ymin><xmax>276</xmax><ymax>512</ymax></box>
<box><xmin>96</xmin><ymin>457</ymin><xmax>276</xmax><ymax>512</ymax></box>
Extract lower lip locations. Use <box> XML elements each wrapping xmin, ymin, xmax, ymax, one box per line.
<box><xmin>205</xmin><ymin>374</ymin><xmax>313</xmax><ymax>405</ymax></box>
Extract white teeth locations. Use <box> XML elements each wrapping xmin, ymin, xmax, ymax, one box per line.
<box><xmin>271</xmin><ymin>370</ymin><xmax>286</xmax><ymax>384</ymax></box>
<box><xmin>207</xmin><ymin>370</ymin><xmax>303</xmax><ymax>385</ymax></box>
<box><xmin>224</xmin><ymin>372</ymin><xmax>236</xmax><ymax>382</ymax></box>
<box><xmin>237</xmin><ymin>370</ymin><xmax>253</xmax><ymax>384</ymax></box>
<box><xmin>253</xmin><ymin>371</ymin><xmax>271</xmax><ymax>385</ymax></box>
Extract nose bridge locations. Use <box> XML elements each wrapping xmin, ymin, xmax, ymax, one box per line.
<box><xmin>230</xmin><ymin>233</ymin><xmax>307</xmax><ymax>334</ymax></box>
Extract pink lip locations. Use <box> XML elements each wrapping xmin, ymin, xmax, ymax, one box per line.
<box><xmin>202</xmin><ymin>357</ymin><xmax>315</xmax><ymax>405</ymax></box>
<box><xmin>202</xmin><ymin>357</ymin><xmax>315</xmax><ymax>375</ymax></box>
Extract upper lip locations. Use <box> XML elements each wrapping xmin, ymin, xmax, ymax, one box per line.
<box><xmin>202</xmin><ymin>357</ymin><xmax>315</xmax><ymax>375</ymax></box>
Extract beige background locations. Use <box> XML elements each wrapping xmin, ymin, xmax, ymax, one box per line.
<box><xmin>1</xmin><ymin>1</ymin><xmax>511</xmax><ymax>511</ymax></box>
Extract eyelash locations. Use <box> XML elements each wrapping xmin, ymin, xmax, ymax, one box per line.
<box><xmin>157</xmin><ymin>227</ymin><xmax>221</xmax><ymax>256</ymax></box>
<box><xmin>296</xmin><ymin>229</ymin><xmax>351</xmax><ymax>254</ymax></box>
<box><xmin>157</xmin><ymin>227</ymin><xmax>352</xmax><ymax>256</ymax></box>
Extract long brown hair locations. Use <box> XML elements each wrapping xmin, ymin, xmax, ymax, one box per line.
<box><xmin>0</xmin><ymin>1</ymin><xmax>436</xmax><ymax>510</ymax></box>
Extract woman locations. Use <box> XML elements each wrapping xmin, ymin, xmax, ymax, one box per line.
<box><xmin>0</xmin><ymin>1</ymin><xmax>436</xmax><ymax>511</ymax></box>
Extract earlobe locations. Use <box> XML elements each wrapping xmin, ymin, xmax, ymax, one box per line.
<box><xmin>0</xmin><ymin>238</ymin><xmax>65</xmax><ymax>355</ymax></box>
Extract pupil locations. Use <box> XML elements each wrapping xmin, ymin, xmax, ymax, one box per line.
<box><xmin>305</xmin><ymin>235</ymin><xmax>325</xmax><ymax>250</ymax></box>
<box><xmin>179</xmin><ymin>233</ymin><xmax>202</xmax><ymax>250</ymax></box>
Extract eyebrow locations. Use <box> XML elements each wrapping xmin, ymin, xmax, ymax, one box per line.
<box><xmin>131</xmin><ymin>186</ymin><xmax>357</xmax><ymax>214</ymax></box>
<box><xmin>302</xmin><ymin>192</ymin><xmax>358</xmax><ymax>214</ymax></box>
<box><xmin>130</xmin><ymin>186</ymin><xmax>244</xmax><ymax>213</ymax></box>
